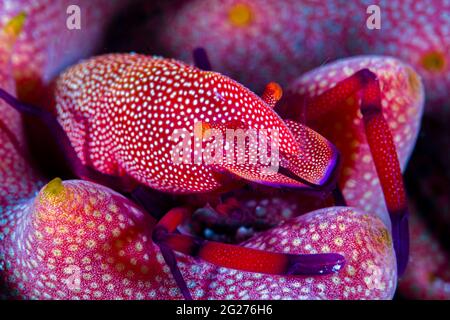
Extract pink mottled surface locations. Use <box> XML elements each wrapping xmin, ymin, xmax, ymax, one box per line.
<box><xmin>343</xmin><ymin>0</ymin><xmax>450</xmax><ymax>114</ymax></box>
<box><xmin>0</xmin><ymin>180</ymin><xmax>178</xmax><ymax>299</ymax></box>
<box><xmin>158</xmin><ymin>0</ymin><xmax>449</xmax><ymax>113</ymax></box>
<box><xmin>204</xmin><ymin>206</ymin><xmax>397</xmax><ymax>300</ymax></box>
<box><xmin>280</xmin><ymin>56</ymin><xmax>424</xmax><ymax>226</ymax></box>
<box><xmin>0</xmin><ymin>19</ymin><xmax>41</xmax><ymax>207</ymax></box>
<box><xmin>398</xmin><ymin>207</ymin><xmax>450</xmax><ymax>300</ymax></box>
<box><xmin>0</xmin><ymin>177</ymin><xmax>397</xmax><ymax>299</ymax></box>
<box><xmin>159</xmin><ymin>0</ymin><xmax>346</xmax><ymax>93</ymax></box>
<box><xmin>0</xmin><ymin>0</ymin><xmax>126</xmax><ymax>102</ymax></box>
<box><xmin>0</xmin><ymin>110</ymin><xmax>40</xmax><ymax>207</ymax></box>
<box><xmin>0</xmin><ymin>14</ymin><xmax>23</xmax><ymax>141</ymax></box>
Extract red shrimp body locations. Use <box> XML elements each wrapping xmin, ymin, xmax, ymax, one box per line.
<box><xmin>54</xmin><ymin>53</ymin><xmax>338</xmax><ymax>194</ymax></box>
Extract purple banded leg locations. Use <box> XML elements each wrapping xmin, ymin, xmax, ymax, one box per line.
<box><xmin>152</xmin><ymin>207</ymin><xmax>345</xmax><ymax>300</ymax></box>
<box><xmin>304</xmin><ymin>69</ymin><xmax>410</xmax><ymax>275</ymax></box>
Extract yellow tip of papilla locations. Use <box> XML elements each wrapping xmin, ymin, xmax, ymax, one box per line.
<box><xmin>373</xmin><ymin>226</ymin><xmax>393</xmax><ymax>248</ymax></box>
<box><xmin>421</xmin><ymin>51</ymin><xmax>446</xmax><ymax>72</ymax></box>
<box><xmin>42</xmin><ymin>177</ymin><xmax>65</xmax><ymax>198</ymax></box>
<box><xmin>4</xmin><ymin>12</ymin><xmax>27</xmax><ymax>38</ymax></box>
<box><xmin>228</xmin><ymin>3</ymin><xmax>253</xmax><ymax>27</ymax></box>
<box><xmin>406</xmin><ymin>67</ymin><xmax>422</xmax><ymax>97</ymax></box>
<box><xmin>36</xmin><ymin>178</ymin><xmax>71</xmax><ymax>222</ymax></box>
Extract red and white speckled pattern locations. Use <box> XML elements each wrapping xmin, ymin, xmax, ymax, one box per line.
<box><xmin>281</xmin><ymin>56</ymin><xmax>424</xmax><ymax>226</ymax></box>
<box><xmin>158</xmin><ymin>0</ymin><xmax>449</xmax><ymax>113</ymax></box>
<box><xmin>0</xmin><ymin>0</ymin><xmax>127</xmax><ymax>102</ymax></box>
<box><xmin>54</xmin><ymin>53</ymin><xmax>337</xmax><ymax>193</ymax></box>
<box><xmin>0</xmin><ymin>180</ymin><xmax>182</xmax><ymax>299</ymax></box>
<box><xmin>398</xmin><ymin>207</ymin><xmax>450</xmax><ymax>300</ymax></box>
<box><xmin>0</xmin><ymin>178</ymin><xmax>396</xmax><ymax>299</ymax></box>
<box><xmin>203</xmin><ymin>206</ymin><xmax>396</xmax><ymax>300</ymax></box>
<box><xmin>0</xmin><ymin>103</ymin><xmax>40</xmax><ymax>207</ymax></box>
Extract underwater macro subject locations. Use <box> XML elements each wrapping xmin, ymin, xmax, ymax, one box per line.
<box><xmin>0</xmin><ymin>0</ymin><xmax>448</xmax><ymax>301</ymax></box>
